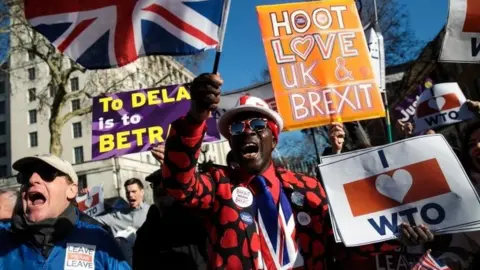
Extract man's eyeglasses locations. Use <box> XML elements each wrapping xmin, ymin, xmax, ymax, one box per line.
<box><xmin>16</xmin><ymin>165</ymin><xmax>65</xmax><ymax>185</ymax></box>
<box><xmin>229</xmin><ymin>118</ymin><xmax>268</xmax><ymax>136</ymax></box>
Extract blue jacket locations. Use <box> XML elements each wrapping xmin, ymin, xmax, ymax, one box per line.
<box><xmin>0</xmin><ymin>211</ymin><xmax>131</xmax><ymax>270</ymax></box>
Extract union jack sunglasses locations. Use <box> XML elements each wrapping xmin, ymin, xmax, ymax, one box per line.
<box><xmin>229</xmin><ymin>118</ymin><xmax>268</xmax><ymax>136</ymax></box>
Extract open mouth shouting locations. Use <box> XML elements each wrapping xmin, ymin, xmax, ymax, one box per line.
<box><xmin>241</xmin><ymin>142</ymin><xmax>259</xmax><ymax>159</ymax></box>
<box><xmin>26</xmin><ymin>189</ymin><xmax>47</xmax><ymax>209</ymax></box>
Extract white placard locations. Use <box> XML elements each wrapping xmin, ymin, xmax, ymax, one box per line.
<box><xmin>319</xmin><ymin>135</ymin><xmax>480</xmax><ymax>247</ymax></box>
<box><xmin>439</xmin><ymin>0</ymin><xmax>480</xmax><ymax>63</ymax></box>
<box><xmin>414</xmin><ymin>83</ymin><xmax>474</xmax><ymax>133</ymax></box>
<box><xmin>321</xmin><ymin>148</ymin><xmax>379</xmax><ymax>243</ymax></box>
<box><xmin>76</xmin><ymin>185</ymin><xmax>105</xmax><ymax>217</ymax></box>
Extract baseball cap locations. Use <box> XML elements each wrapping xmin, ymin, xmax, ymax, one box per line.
<box><xmin>218</xmin><ymin>95</ymin><xmax>283</xmax><ymax>138</ymax></box>
<box><xmin>13</xmin><ymin>154</ymin><xmax>78</xmax><ymax>184</ymax></box>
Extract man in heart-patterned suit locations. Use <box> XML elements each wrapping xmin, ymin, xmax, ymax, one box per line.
<box><xmin>160</xmin><ymin>73</ymin><xmax>431</xmax><ymax>270</ymax></box>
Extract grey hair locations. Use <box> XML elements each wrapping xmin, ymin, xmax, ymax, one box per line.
<box><xmin>0</xmin><ymin>189</ymin><xmax>18</xmax><ymax>209</ymax></box>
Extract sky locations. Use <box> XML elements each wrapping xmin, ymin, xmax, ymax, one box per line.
<box><xmin>197</xmin><ymin>0</ymin><xmax>449</xmax><ymax>93</ymax></box>
<box><xmin>189</xmin><ymin>0</ymin><xmax>450</xmax><ymax>155</ymax></box>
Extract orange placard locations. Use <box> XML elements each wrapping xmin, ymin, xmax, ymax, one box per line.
<box><xmin>257</xmin><ymin>0</ymin><xmax>385</xmax><ymax>131</ymax></box>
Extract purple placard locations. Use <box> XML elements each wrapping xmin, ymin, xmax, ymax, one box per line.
<box><xmin>91</xmin><ymin>84</ymin><xmax>221</xmax><ymax>160</ymax></box>
<box><xmin>393</xmin><ymin>78</ymin><xmax>433</xmax><ymax>123</ymax></box>
<box><xmin>394</xmin><ymin>93</ymin><xmax>419</xmax><ymax>123</ymax></box>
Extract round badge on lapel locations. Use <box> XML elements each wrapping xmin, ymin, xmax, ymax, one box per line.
<box><xmin>297</xmin><ymin>212</ymin><xmax>311</xmax><ymax>226</ymax></box>
<box><xmin>240</xmin><ymin>212</ymin><xmax>253</xmax><ymax>225</ymax></box>
<box><xmin>232</xmin><ymin>187</ymin><xmax>253</xmax><ymax>208</ymax></box>
<box><xmin>291</xmin><ymin>191</ymin><xmax>305</xmax><ymax>207</ymax></box>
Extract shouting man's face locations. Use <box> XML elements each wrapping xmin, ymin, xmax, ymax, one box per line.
<box><xmin>19</xmin><ymin>163</ymin><xmax>77</xmax><ymax>222</ymax></box>
<box><xmin>229</xmin><ymin>112</ymin><xmax>276</xmax><ymax>175</ymax></box>
<box><xmin>125</xmin><ymin>184</ymin><xmax>144</xmax><ymax>209</ymax></box>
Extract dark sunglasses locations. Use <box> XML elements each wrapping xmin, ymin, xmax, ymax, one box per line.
<box><xmin>229</xmin><ymin>118</ymin><xmax>268</xmax><ymax>136</ymax></box>
<box><xmin>16</xmin><ymin>164</ymin><xmax>65</xmax><ymax>185</ymax></box>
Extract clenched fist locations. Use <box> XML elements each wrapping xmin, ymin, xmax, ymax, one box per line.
<box><xmin>188</xmin><ymin>73</ymin><xmax>223</xmax><ymax>123</ymax></box>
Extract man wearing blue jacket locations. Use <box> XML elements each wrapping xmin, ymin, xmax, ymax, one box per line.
<box><xmin>0</xmin><ymin>154</ymin><xmax>130</xmax><ymax>270</ymax></box>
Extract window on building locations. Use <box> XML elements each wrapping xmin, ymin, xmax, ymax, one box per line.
<box><xmin>0</xmin><ymin>121</ymin><xmax>5</xmax><ymax>135</ymax></box>
<box><xmin>71</xmin><ymin>99</ymin><xmax>80</xmax><ymax>111</ymax></box>
<box><xmin>28</xmin><ymin>68</ymin><xmax>35</xmax><ymax>80</ymax></box>
<box><xmin>0</xmin><ymin>143</ymin><xmax>6</xmax><ymax>157</ymax></box>
<box><xmin>78</xmin><ymin>175</ymin><xmax>87</xmax><ymax>190</ymax></box>
<box><xmin>74</xmin><ymin>146</ymin><xmax>84</xmax><ymax>164</ymax></box>
<box><xmin>28</xmin><ymin>88</ymin><xmax>36</xmax><ymax>102</ymax></box>
<box><xmin>70</xmin><ymin>77</ymin><xmax>79</xmax><ymax>91</ymax></box>
<box><xmin>29</xmin><ymin>109</ymin><xmax>37</xmax><ymax>124</ymax></box>
<box><xmin>0</xmin><ymin>81</ymin><xmax>5</xmax><ymax>94</ymax></box>
<box><xmin>0</xmin><ymin>101</ymin><xmax>5</xmax><ymax>114</ymax></box>
<box><xmin>72</xmin><ymin>122</ymin><xmax>82</xmax><ymax>138</ymax></box>
<box><xmin>49</xmin><ymin>85</ymin><xmax>56</xmax><ymax>97</ymax></box>
<box><xmin>0</xmin><ymin>165</ymin><xmax>7</xmax><ymax>177</ymax></box>
<box><xmin>29</xmin><ymin>132</ymin><xmax>38</xmax><ymax>148</ymax></box>
<box><xmin>28</xmin><ymin>51</ymin><xmax>35</xmax><ymax>61</ymax></box>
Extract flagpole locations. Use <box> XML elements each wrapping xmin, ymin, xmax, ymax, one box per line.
<box><xmin>373</xmin><ymin>0</ymin><xmax>393</xmax><ymax>143</ymax></box>
<box><xmin>212</xmin><ymin>0</ymin><xmax>231</xmax><ymax>74</ymax></box>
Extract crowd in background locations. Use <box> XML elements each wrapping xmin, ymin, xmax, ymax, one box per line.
<box><xmin>0</xmin><ymin>74</ymin><xmax>480</xmax><ymax>269</ymax></box>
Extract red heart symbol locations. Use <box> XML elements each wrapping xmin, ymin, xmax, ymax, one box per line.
<box><xmin>219</xmin><ymin>206</ymin><xmax>238</xmax><ymax>225</ymax></box>
<box><xmin>360</xmin><ymin>66</ymin><xmax>371</xmax><ymax>79</ymax></box>
<box><xmin>220</xmin><ymin>229</ymin><xmax>238</xmax><ymax>248</ymax></box>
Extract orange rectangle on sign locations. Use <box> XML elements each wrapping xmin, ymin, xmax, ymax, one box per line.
<box><xmin>256</xmin><ymin>0</ymin><xmax>385</xmax><ymax>131</ymax></box>
<box><xmin>463</xmin><ymin>0</ymin><xmax>480</xmax><ymax>33</ymax></box>
<box><xmin>343</xmin><ymin>158</ymin><xmax>451</xmax><ymax>217</ymax></box>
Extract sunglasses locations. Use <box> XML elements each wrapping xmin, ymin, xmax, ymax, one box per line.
<box><xmin>16</xmin><ymin>164</ymin><xmax>65</xmax><ymax>185</ymax></box>
<box><xmin>229</xmin><ymin>118</ymin><xmax>268</xmax><ymax>136</ymax></box>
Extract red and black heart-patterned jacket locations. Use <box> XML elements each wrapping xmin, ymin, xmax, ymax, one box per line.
<box><xmin>161</xmin><ymin>115</ymin><xmax>403</xmax><ymax>269</ymax></box>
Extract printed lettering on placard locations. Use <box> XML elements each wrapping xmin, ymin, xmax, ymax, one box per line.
<box><xmin>344</xmin><ymin>153</ymin><xmax>450</xmax><ymax>236</ymax></box>
<box><xmin>64</xmin><ymin>243</ymin><xmax>96</xmax><ymax>270</ymax></box>
<box><xmin>258</xmin><ymin>0</ymin><xmax>385</xmax><ymax>130</ymax></box>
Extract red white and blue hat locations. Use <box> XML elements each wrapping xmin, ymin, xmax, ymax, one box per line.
<box><xmin>218</xmin><ymin>95</ymin><xmax>284</xmax><ymax>138</ymax></box>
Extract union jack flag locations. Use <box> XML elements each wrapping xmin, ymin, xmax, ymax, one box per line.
<box><xmin>255</xmin><ymin>176</ymin><xmax>303</xmax><ymax>269</ymax></box>
<box><xmin>24</xmin><ymin>0</ymin><xmax>228</xmax><ymax>69</ymax></box>
<box><xmin>412</xmin><ymin>250</ymin><xmax>451</xmax><ymax>270</ymax></box>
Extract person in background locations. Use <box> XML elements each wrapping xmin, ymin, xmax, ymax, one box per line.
<box><xmin>0</xmin><ymin>189</ymin><xmax>17</xmax><ymax>221</ymax></box>
<box><xmin>159</xmin><ymin>73</ymin><xmax>430</xmax><ymax>269</ymax></box>
<box><xmin>328</xmin><ymin>122</ymin><xmax>346</xmax><ymax>154</ymax></box>
<box><xmin>81</xmin><ymin>178</ymin><xmax>150</xmax><ymax>266</ymax></box>
<box><xmin>133</xmin><ymin>144</ymin><xmax>209</xmax><ymax>270</ymax></box>
<box><xmin>0</xmin><ymin>154</ymin><xmax>129</xmax><ymax>269</ymax></box>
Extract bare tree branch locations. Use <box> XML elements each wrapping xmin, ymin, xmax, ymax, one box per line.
<box><xmin>60</xmin><ymin>106</ymin><xmax>92</xmax><ymax>126</ymax></box>
<box><xmin>152</xmin><ymin>73</ymin><xmax>171</xmax><ymax>87</ymax></box>
<box><xmin>3</xmin><ymin>2</ymin><xmax>198</xmax><ymax>155</ymax></box>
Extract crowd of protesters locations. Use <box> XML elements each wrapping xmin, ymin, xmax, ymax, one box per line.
<box><xmin>0</xmin><ymin>73</ymin><xmax>479</xmax><ymax>269</ymax></box>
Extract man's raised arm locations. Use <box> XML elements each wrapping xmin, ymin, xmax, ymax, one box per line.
<box><xmin>160</xmin><ymin>74</ymin><xmax>223</xmax><ymax>210</ymax></box>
